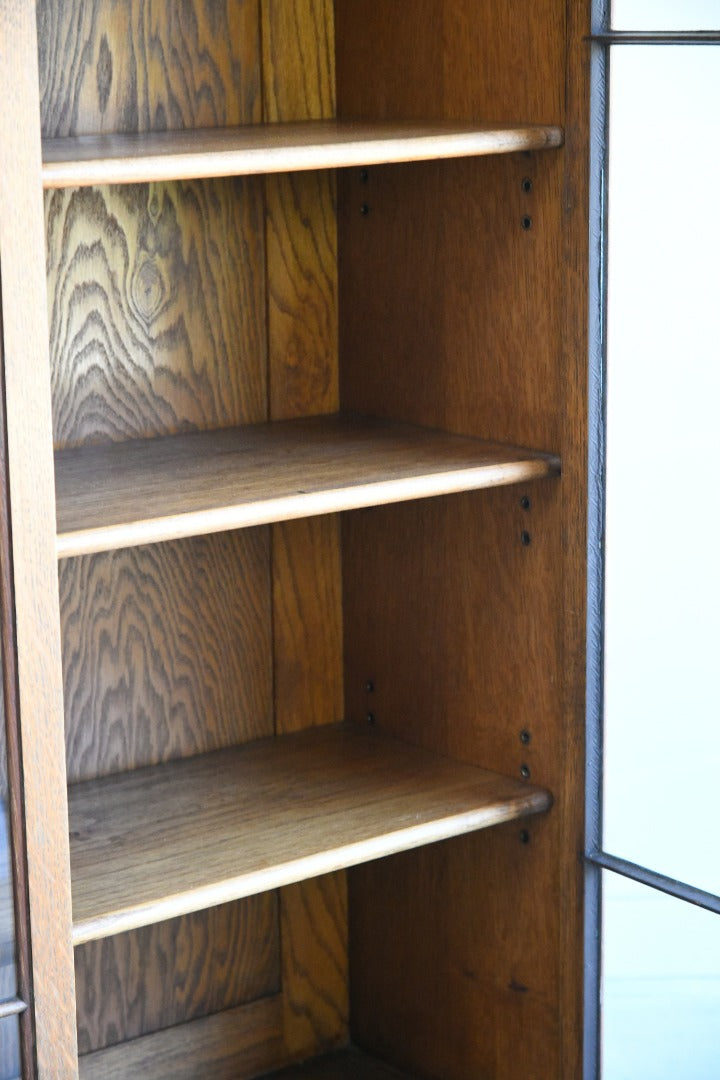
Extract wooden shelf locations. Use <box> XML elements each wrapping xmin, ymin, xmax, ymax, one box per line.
<box><xmin>79</xmin><ymin>1018</ymin><xmax>412</xmax><ymax>1080</ymax></box>
<box><xmin>41</xmin><ymin>120</ymin><xmax>563</xmax><ymax>188</ymax></box>
<box><xmin>55</xmin><ymin>414</ymin><xmax>560</xmax><ymax>558</ymax></box>
<box><xmin>69</xmin><ymin>724</ymin><xmax>551</xmax><ymax>945</ymax></box>
<box><xmin>267</xmin><ymin>1047</ymin><xmax>415</xmax><ymax>1079</ymax></box>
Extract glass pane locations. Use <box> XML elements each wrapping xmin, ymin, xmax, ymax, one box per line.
<box><xmin>603</xmin><ymin>46</ymin><xmax>720</xmax><ymax>894</ymax></box>
<box><xmin>0</xmin><ymin>791</ymin><xmax>15</xmax><ymax>1003</ymax></box>
<box><xmin>0</xmin><ymin>649</ymin><xmax>16</xmax><ymax>1002</ymax></box>
<box><xmin>0</xmin><ymin>1014</ymin><xmax>20</xmax><ymax>1080</ymax></box>
<box><xmin>611</xmin><ymin>0</ymin><xmax>720</xmax><ymax>30</ymax></box>
<box><xmin>602</xmin><ymin>873</ymin><xmax>720</xmax><ymax>1079</ymax></box>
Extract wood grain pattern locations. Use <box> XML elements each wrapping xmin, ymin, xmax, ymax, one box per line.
<box><xmin>264</xmin><ymin>0</ymin><xmax>342</xmax><ymax>737</ymax></box>
<box><xmin>78</xmin><ymin>995</ymin><xmax>287</xmax><ymax>1080</ymax></box>
<box><xmin>343</xmin><ymin>488</ymin><xmax>564</xmax><ymax>1080</ymax></box>
<box><xmin>75</xmin><ymin>895</ymin><xmax>279</xmax><ymax>1054</ymax></box>
<box><xmin>68</xmin><ymin>724</ymin><xmax>551</xmax><ymax>944</ymax></box>
<box><xmin>335</xmin><ymin>5</ymin><xmax>578</xmax><ymax>1076</ymax></box>
<box><xmin>337</xmin><ymin>0</ymin><xmax>565</xmax><ymax>452</ymax></box>
<box><xmin>261</xmin><ymin>10</ymin><xmax>348</xmax><ymax>1072</ymax></box>
<box><xmin>37</xmin><ymin>0</ymin><xmax>261</xmax><ymax>138</ymax></box>
<box><xmin>40</xmin><ymin>123</ymin><xmax>563</xmax><ymax>188</ymax></box>
<box><xmin>54</xmin><ymin>415</ymin><xmax>560</xmax><ymax>557</ymax></box>
<box><xmin>338</xmin><ymin>152</ymin><xmax>565</xmax><ymax>450</ymax></box>
<box><xmin>272</xmin><ymin>516</ymin><xmax>343</xmax><ymax>736</ymax></box>
<box><xmin>343</xmin><ymin>488</ymin><xmax>562</xmax><ymax>777</ymax></box>
<box><xmin>0</xmin><ymin>3</ymin><xmax>78</xmax><ymax>1074</ymax></box>
<box><xmin>59</xmin><ymin>531</ymin><xmax>272</xmax><ymax>784</ymax></box>
<box><xmin>336</xmin><ymin>0</ymin><xmax>564</xmax><ymax>124</ymax></box>
<box><xmin>334</xmin><ymin>4</ymin><xmax>587</xmax><ymax>1075</ymax></box>
<box><xmin>265</xmin><ymin>167</ymin><xmax>338</xmax><ymax>418</ymax></box>
<box><xmin>45</xmin><ymin>177</ymin><xmax>267</xmax><ymax>450</ymax></box>
<box><xmin>262</xmin><ymin>0</ymin><xmax>338</xmax><ymax>421</ymax></box>
<box><xmin>268</xmin><ymin>1047</ymin><xmax>412</xmax><ymax>1079</ymax></box>
<box><xmin>557</xmin><ymin>1</ymin><xmax>592</xmax><ymax>1075</ymax></box>
<box><xmin>280</xmin><ymin>874</ymin><xmax>348</xmax><ymax>1060</ymax></box>
<box><xmin>350</xmin><ymin>821</ymin><xmax>563</xmax><ymax>1080</ymax></box>
<box><xmin>41</xmin><ymin>13</ymin><xmax>273</xmax><ymax>1067</ymax></box>
<box><xmin>261</xmin><ymin>0</ymin><xmax>335</xmax><ymax>124</ymax></box>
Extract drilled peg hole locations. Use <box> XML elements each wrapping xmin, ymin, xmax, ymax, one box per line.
<box><xmin>521</xmin><ymin>215</ymin><xmax>532</xmax><ymax>230</ymax></box>
<box><xmin>520</xmin><ymin>495</ymin><xmax>531</xmax><ymax>511</ymax></box>
<box><xmin>520</xmin><ymin>729</ymin><xmax>531</xmax><ymax>745</ymax></box>
<box><xmin>360</xmin><ymin>203</ymin><xmax>370</xmax><ymax>216</ymax></box>
<box><xmin>360</xmin><ymin>168</ymin><xmax>369</xmax><ymax>183</ymax></box>
<box><xmin>521</xmin><ymin>530</ymin><xmax>532</xmax><ymax>546</ymax></box>
<box><xmin>520</xmin><ymin>829</ymin><xmax>531</xmax><ymax>844</ymax></box>
<box><xmin>521</xmin><ymin>177</ymin><xmax>533</xmax><ymax>193</ymax></box>
<box><xmin>365</xmin><ymin>680</ymin><xmax>375</xmax><ymax>693</ymax></box>
<box><xmin>520</xmin><ymin>764</ymin><xmax>531</xmax><ymax>780</ymax></box>
<box><xmin>367</xmin><ymin>712</ymin><xmax>376</xmax><ymax>725</ymax></box>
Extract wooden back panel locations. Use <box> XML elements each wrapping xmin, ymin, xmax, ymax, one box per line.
<box><xmin>39</xmin><ymin>0</ymin><xmax>345</xmax><ymax>1068</ymax></box>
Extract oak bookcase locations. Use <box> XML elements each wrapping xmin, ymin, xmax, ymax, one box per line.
<box><xmin>0</xmin><ymin>2</ymin><xmax>589</xmax><ymax>1077</ymax></box>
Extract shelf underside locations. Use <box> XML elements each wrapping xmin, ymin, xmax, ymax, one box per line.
<box><xmin>55</xmin><ymin>414</ymin><xmax>560</xmax><ymax>558</ymax></box>
<box><xmin>69</xmin><ymin>723</ymin><xmax>551</xmax><ymax>945</ymax></box>
<box><xmin>41</xmin><ymin>120</ymin><xmax>563</xmax><ymax>188</ymax></box>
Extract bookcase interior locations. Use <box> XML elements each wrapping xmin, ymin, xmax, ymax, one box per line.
<box><xmin>9</xmin><ymin>1</ymin><xmax>588</xmax><ymax>1077</ymax></box>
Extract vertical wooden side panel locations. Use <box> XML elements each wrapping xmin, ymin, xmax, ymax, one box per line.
<box><xmin>336</xmin><ymin>0</ymin><xmax>564</xmax><ymax>124</ymax></box>
<box><xmin>262</xmin><ymin>0</ymin><xmax>347</xmax><ymax>1064</ymax></box>
<box><xmin>262</xmin><ymin>0</ymin><xmax>337</xmax><ymax>421</ymax></box>
<box><xmin>0</xmin><ymin>3</ymin><xmax>78</xmax><ymax>1076</ymax></box>
<box><xmin>263</xmin><ymin>0</ymin><xmax>341</xmax><ymax>738</ymax></box>
<box><xmin>280</xmin><ymin>874</ymin><xmax>348</xmax><ymax>1061</ymax></box>
<box><xmin>344</xmin><ymin>490</ymin><xmax>564</xmax><ymax>1080</ymax></box>
<box><xmin>271</xmin><ymin>517</ymin><xmax>343</xmax><ymax>736</ymax></box>
<box><xmin>337</xmin><ymin>2</ymin><xmax>584</xmax><ymax>1079</ymax></box>
<box><xmin>557</xmin><ymin>1</ymin><xmax>591</xmax><ymax>1075</ymax></box>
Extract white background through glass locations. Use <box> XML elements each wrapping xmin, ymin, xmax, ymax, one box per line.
<box><xmin>611</xmin><ymin>0</ymin><xmax>720</xmax><ymax>29</ymax></box>
<box><xmin>603</xmin><ymin>873</ymin><xmax>720</xmax><ymax>1080</ymax></box>
<box><xmin>603</xmin><ymin>46</ymin><xmax>720</xmax><ymax>895</ymax></box>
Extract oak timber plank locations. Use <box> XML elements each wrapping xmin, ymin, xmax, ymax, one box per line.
<box><xmin>263</xmin><ymin>0</ymin><xmax>342</xmax><ymax>740</ymax></box>
<box><xmin>272</xmin><ymin>516</ymin><xmax>343</xmax><ymax>736</ymax></box>
<box><xmin>55</xmin><ymin>415</ymin><xmax>560</xmax><ymax>557</ymax></box>
<box><xmin>78</xmin><ymin>995</ymin><xmax>286</xmax><ymax>1080</ymax></box>
<box><xmin>74</xmin><ymin>895</ymin><xmax>279</xmax><ymax>1054</ymax></box>
<box><xmin>336</xmin><ymin>5</ymin><xmax>575</xmax><ymax>1077</ymax></box>
<box><xmin>69</xmin><ymin>724</ymin><xmax>551</xmax><ymax>944</ymax></box>
<box><xmin>338</xmin><ymin>153</ymin><xmax>566</xmax><ymax>449</ymax></box>
<box><xmin>45</xmin><ymin>178</ymin><xmax>268</xmax><ymax>450</ymax></box>
<box><xmin>344</xmin><ymin>489</ymin><xmax>566</xmax><ymax>1079</ymax></box>
<box><xmin>280</xmin><ymin>874</ymin><xmax>348</xmax><ymax>1059</ymax></box>
<box><xmin>261</xmin><ymin>6</ymin><xmax>348</xmax><ymax>1065</ymax></box>
<box><xmin>268</xmin><ymin>1047</ymin><xmax>414</xmax><ymax>1078</ymax></box>
<box><xmin>41</xmin><ymin>122</ymin><xmax>563</xmax><ymax>187</ymax></box>
<box><xmin>558</xmin><ymin>1</ymin><xmax>592</xmax><ymax>1076</ymax></box>
<box><xmin>37</xmin><ymin>0</ymin><xmax>261</xmax><ymax>139</ymax></box>
<box><xmin>335</xmin><ymin>1</ymin><xmax>564</xmax><ymax>127</ymax></box>
<box><xmin>0</xmin><ymin>2</ymin><xmax>78</xmax><ymax>1073</ymax></box>
<box><xmin>60</xmin><ymin>532</ymin><xmax>273</xmax><ymax>784</ymax></box>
